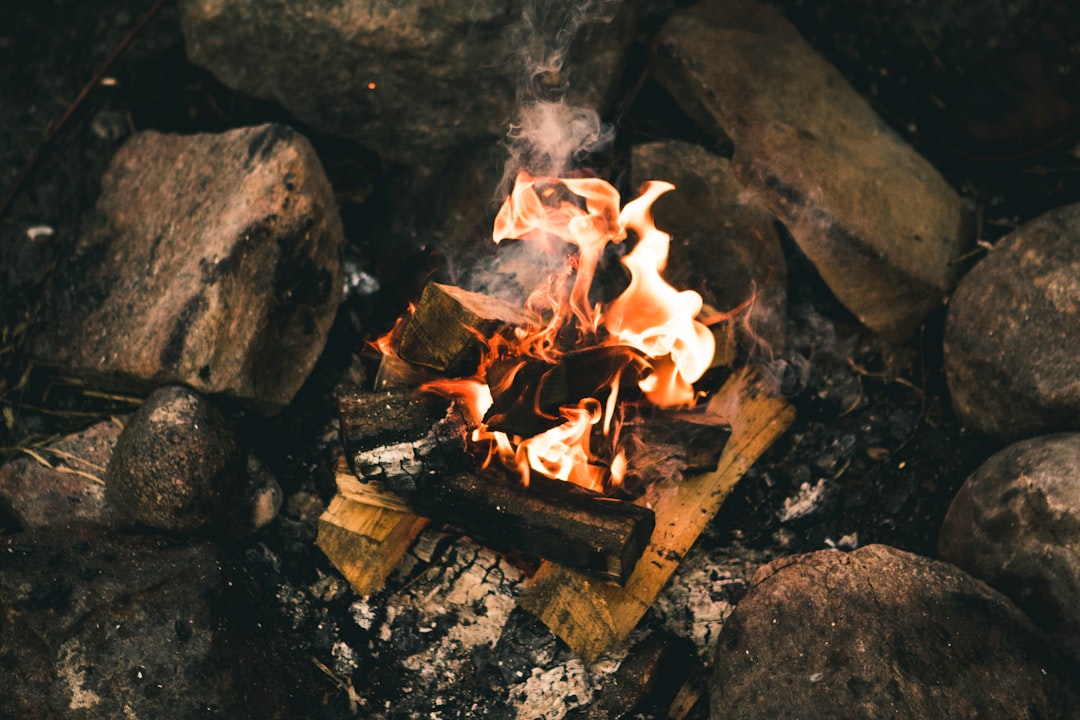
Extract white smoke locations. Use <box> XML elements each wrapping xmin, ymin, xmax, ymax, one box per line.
<box><xmin>499</xmin><ymin>0</ymin><xmax>620</xmax><ymax>190</ymax></box>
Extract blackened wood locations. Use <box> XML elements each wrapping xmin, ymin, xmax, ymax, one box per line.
<box><xmin>485</xmin><ymin>345</ymin><xmax>648</xmax><ymax>437</ymax></box>
<box><xmin>619</xmin><ymin>416</ymin><xmax>732</xmax><ymax>497</ymax></box>
<box><xmin>406</xmin><ymin>472</ymin><xmax>655</xmax><ymax>586</ymax></box>
<box><xmin>338</xmin><ymin>387</ymin><xmax>472</xmax><ymax>495</ymax></box>
<box><xmin>397</xmin><ymin>282</ymin><xmax>532</xmax><ymax>375</ymax></box>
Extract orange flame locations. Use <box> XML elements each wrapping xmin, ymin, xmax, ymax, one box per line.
<box><xmin>417</xmin><ymin>172</ymin><xmax>714</xmax><ymax>493</ymax></box>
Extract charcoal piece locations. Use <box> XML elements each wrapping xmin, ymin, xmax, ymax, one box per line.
<box><xmin>338</xmin><ymin>387</ymin><xmax>472</xmax><ymax>494</ymax></box>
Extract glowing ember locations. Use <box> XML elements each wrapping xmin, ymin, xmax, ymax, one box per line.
<box><xmin>397</xmin><ymin>172</ymin><xmax>715</xmax><ymax>494</ymax></box>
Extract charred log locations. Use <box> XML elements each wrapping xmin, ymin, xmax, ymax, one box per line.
<box><xmin>338</xmin><ymin>387</ymin><xmax>472</xmax><ymax>495</ymax></box>
<box><xmin>405</xmin><ymin>471</ymin><xmax>655</xmax><ymax>586</ymax></box>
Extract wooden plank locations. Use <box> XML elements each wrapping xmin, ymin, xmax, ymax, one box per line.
<box><xmin>316</xmin><ymin>457</ymin><xmax>428</xmax><ymax>597</ymax></box>
<box><xmin>517</xmin><ymin>367</ymin><xmax>795</xmax><ymax>661</ymax></box>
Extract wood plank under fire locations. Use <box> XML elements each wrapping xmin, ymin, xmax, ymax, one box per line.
<box><xmin>517</xmin><ymin>367</ymin><xmax>795</xmax><ymax>661</ymax></box>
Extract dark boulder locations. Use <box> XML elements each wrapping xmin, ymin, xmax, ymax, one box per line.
<box><xmin>945</xmin><ymin>202</ymin><xmax>1080</xmax><ymax>441</ymax></box>
<box><xmin>710</xmin><ymin>545</ymin><xmax>1078</xmax><ymax>719</ymax></box>
<box><xmin>940</xmin><ymin>433</ymin><xmax>1080</xmax><ymax>671</ymax></box>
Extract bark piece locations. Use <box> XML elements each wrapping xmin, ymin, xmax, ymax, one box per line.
<box><xmin>398</xmin><ymin>282</ymin><xmax>533</xmax><ymax>374</ymax></box>
<box><xmin>518</xmin><ymin>368</ymin><xmax>795</xmax><ymax>661</ymax></box>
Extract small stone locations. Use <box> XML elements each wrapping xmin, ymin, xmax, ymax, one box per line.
<box><xmin>944</xmin><ymin>202</ymin><xmax>1080</xmax><ymax>441</ymax></box>
<box><xmin>650</xmin><ymin>0</ymin><xmax>973</xmax><ymax>340</ymax></box>
<box><xmin>939</xmin><ymin>433</ymin><xmax>1080</xmax><ymax>669</ymax></box>
<box><xmin>30</xmin><ymin>123</ymin><xmax>344</xmax><ymax>409</ymax></box>
<box><xmin>105</xmin><ymin>386</ymin><xmax>241</xmax><ymax>533</ymax></box>
<box><xmin>630</xmin><ymin>140</ymin><xmax>788</xmax><ymax>351</ymax></box>
<box><xmin>0</xmin><ymin>419</ymin><xmax>124</xmax><ymax>529</ymax></box>
<box><xmin>710</xmin><ymin>545</ymin><xmax>1078</xmax><ymax>718</ymax></box>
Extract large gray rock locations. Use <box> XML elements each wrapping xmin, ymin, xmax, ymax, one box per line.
<box><xmin>30</xmin><ymin>124</ymin><xmax>344</xmax><ymax>409</ymax></box>
<box><xmin>939</xmin><ymin>434</ymin><xmax>1080</xmax><ymax>670</ymax></box>
<box><xmin>711</xmin><ymin>545</ymin><xmax>1078</xmax><ymax>719</ymax></box>
<box><xmin>0</xmin><ymin>527</ymin><xmax>296</xmax><ymax>719</ymax></box>
<box><xmin>0</xmin><ymin>419</ymin><xmax>124</xmax><ymax>529</ymax></box>
<box><xmin>180</xmin><ymin>0</ymin><xmax>637</xmax><ymax>167</ymax></box>
<box><xmin>106</xmin><ymin>385</ymin><xmax>280</xmax><ymax>535</ymax></box>
<box><xmin>944</xmin><ymin>203</ymin><xmax>1080</xmax><ymax>441</ymax></box>
<box><xmin>631</xmin><ymin>140</ymin><xmax>788</xmax><ymax>351</ymax></box>
<box><xmin>650</xmin><ymin>0</ymin><xmax>972</xmax><ymax>340</ymax></box>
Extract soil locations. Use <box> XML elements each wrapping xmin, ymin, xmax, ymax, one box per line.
<box><xmin>2</xmin><ymin>0</ymin><xmax>1078</xmax><ymax>716</ymax></box>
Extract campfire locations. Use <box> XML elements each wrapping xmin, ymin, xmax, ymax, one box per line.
<box><xmin>396</xmin><ymin>171</ymin><xmax>717</xmax><ymax>494</ymax></box>
<box><xmin>320</xmin><ymin>169</ymin><xmax>794</xmax><ymax>658</ymax></box>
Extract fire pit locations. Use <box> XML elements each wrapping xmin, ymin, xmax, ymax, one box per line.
<box><xmin>318</xmin><ymin>170</ymin><xmax>795</xmax><ymax>656</ymax></box>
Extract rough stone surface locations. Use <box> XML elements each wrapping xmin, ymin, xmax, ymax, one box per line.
<box><xmin>631</xmin><ymin>140</ymin><xmax>788</xmax><ymax>351</ymax></box>
<box><xmin>0</xmin><ymin>419</ymin><xmax>124</xmax><ymax>529</ymax></box>
<box><xmin>30</xmin><ymin>124</ymin><xmax>344</xmax><ymax>409</ymax></box>
<box><xmin>180</xmin><ymin>0</ymin><xmax>637</xmax><ymax>167</ymax></box>
<box><xmin>939</xmin><ymin>434</ymin><xmax>1080</xmax><ymax>671</ymax></box>
<box><xmin>106</xmin><ymin>386</ymin><xmax>246</xmax><ymax>533</ymax></box>
<box><xmin>650</xmin><ymin>0</ymin><xmax>972</xmax><ymax>340</ymax></box>
<box><xmin>710</xmin><ymin>544</ymin><xmax>1078</xmax><ymax>719</ymax></box>
<box><xmin>0</xmin><ymin>527</ymin><xmax>296</xmax><ymax>719</ymax></box>
<box><xmin>944</xmin><ymin>203</ymin><xmax>1080</xmax><ymax>441</ymax></box>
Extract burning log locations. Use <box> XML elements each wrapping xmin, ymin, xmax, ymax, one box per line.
<box><xmin>336</xmin><ymin>387</ymin><xmax>656</xmax><ymax>584</ymax></box>
<box><xmin>397</xmin><ymin>282</ymin><xmax>532</xmax><ymax>374</ymax></box>
<box><xmin>518</xmin><ymin>368</ymin><xmax>795</xmax><ymax>661</ymax></box>
<box><xmin>324</xmin><ymin>459</ymin><xmax>655</xmax><ymax>587</ymax></box>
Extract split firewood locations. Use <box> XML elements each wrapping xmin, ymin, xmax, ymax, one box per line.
<box><xmin>397</xmin><ymin>282</ymin><xmax>533</xmax><ymax>374</ymax></box>
<box><xmin>517</xmin><ymin>367</ymin><xmax>796</xmax><ymax>661</ymax></box>
<box><xmin>338</xmin><ymin>387</ymin><xmax>472</xmax><ymax>495</ymax></box>
<box><xmin>316</xmin><ymin>462</ymin><xmax>429</xmax><ymax>597</ymax></box>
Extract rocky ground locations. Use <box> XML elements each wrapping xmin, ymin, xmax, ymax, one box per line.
<box><xmin>2</xmin><ymin>1</ymin><xmax>1079</xmax><ymax>719</ymax></box>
